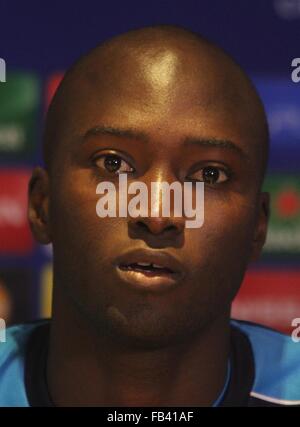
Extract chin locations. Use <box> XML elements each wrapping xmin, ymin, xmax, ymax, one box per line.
<box><xmin>90</xmin><ymin>304</ymin><xmax>203</xmax><ymax>350</ymax></box>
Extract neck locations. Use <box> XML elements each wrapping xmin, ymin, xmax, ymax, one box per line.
<box><xmin>47</xmin><ymin>286</ymin><xmax>231</xmax><ymax>407</ymax></box>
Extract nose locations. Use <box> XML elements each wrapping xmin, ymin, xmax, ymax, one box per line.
<box><xmin>128</xmin><ymin>182</ymin><xmax>185</xmax><ymax>237</ymax></box>
<box><xmin>129</xmin><ymin>215</ymin><xmax>185</xmax><ymax>236</ymax></box>
<box><xmin>127</xmin><ymin>165</ymin><xmax>187</xmax><ymax>239</ymax></box>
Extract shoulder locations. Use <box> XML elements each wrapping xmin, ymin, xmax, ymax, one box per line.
<box><xmin>231</xmin><ymin>319</ymin><xmax>300</xmax><ymax>406</ymax></box>
<box><xmin>0</xmin><ymin>320</ymin><xmax>48</xmax><ymax>407</ymax></box>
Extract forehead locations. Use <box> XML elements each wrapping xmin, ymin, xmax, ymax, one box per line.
<box><xmin>77</xmin><ymin>44</ymin><xmax>248</xmax><ymax>111</ymax></box>
<box><xmin>52</xmin><ymin>43</ymin><xmax>265</xmax><ymax>164</ymax></box>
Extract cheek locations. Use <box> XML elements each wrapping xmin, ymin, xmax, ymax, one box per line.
<box><xmin>189</xmin><ymin>193</ymin><xmax>257</xmax><ymax>269</ymax></box>
<box><xmin>50</xmin><ymin>171</ymin><xmax>103</xmax><ymax>247</ymax></box>
<box><xmin>50</xmin><ymin>170</ymin><xmax>129</xmax><ymax>269</ymax></box>
<box><xmin>208</xmin><ymin>191</ymin><xmax>255</xmax><ymax>236</ymax></box>
<box><xmin>183</xmin><ymin>195</ymin><xmax>257</xmax><ymax>312</ymax></box>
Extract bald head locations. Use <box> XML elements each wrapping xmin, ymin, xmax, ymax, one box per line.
<box><xmin>43</xmin><ymin>24</ymin><xmax>269</xmax><ymax>185</ymax></box>
<box><xmin>31</xmin><ymin>25</ymin><xmax>271</xmax><ymax>356</ymax></box>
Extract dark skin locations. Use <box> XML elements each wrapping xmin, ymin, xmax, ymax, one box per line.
<box><xmin>28</xmin><ymin>26</ymin><xmax>270</xmax><ymax>406</ymax></box>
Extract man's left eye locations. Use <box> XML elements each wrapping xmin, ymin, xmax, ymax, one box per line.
<box><xmin>188</xmin><ymin>166</ymin><xmax>229</xmax><ymax>184</ymax></box>
<box><xmin>94</xmin><ymin>154</ymin><xmax>135</xmax><ymax>174</ymax></box>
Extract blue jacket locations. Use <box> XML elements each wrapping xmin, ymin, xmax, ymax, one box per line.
<box><xmin>0</xmin><ymin>319</ymin><xmax>299</xmax><ymax>406</ymax></box>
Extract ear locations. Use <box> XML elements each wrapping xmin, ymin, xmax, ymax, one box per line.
<box><xmin>28</xmin><ymin>166</ymin><xmax>52</xmax><ymax>244</ymax></box>
<box><xmin>250</xmin><ymin>191</ymin><xmax>270</xmax><ymax>262</ymax></box>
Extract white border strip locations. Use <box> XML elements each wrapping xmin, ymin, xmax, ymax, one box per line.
<box><xmin>250</xmin><ymin>391</ymin><xmax>300</xmax><ymax>406</ymax></box>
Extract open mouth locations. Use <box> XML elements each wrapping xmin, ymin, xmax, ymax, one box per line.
<box><xmin>118</xmin><ymin>262</ymin><xmax>175</xmax><ymax>277</ymax></box>
<box><xmin>114</xmin><ymin>249</ymin><xmax>185</xmax><ymax>291</ymax></box>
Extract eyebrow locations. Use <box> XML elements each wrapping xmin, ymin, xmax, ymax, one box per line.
<box><xmin>183</xmin><ymin>137</ymin><xmax>249</xmax><ymax>161</ymax></box>
<box><xmin>83</xmin><ymin>125</ymin><xmax>149</xmax><ymax>142</ymax></box>
<box><xmin>82</xmin><ymin>124</ymin><xmax>249</xmax><ymax>161</ymax></box>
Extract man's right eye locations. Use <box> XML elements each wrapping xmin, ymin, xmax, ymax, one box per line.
<box><xmin>93</xmin><ymin>154</ymin><xmax>135</xmax><ymax>175</ymax></box>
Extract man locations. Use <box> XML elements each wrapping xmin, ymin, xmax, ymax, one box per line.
<box><xmin>1</xmin><ymin>24</ymin><xmax>299</xmax><ymax>407</ymax></box>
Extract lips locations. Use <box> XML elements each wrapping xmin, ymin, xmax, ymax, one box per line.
<box><xmin>115</xmin><ymin>249</ymin><xmax>184</xmax><ymax>276</ymax></box>
<box><xmin>119</xmin><ymin>263</ymin><xmax>175</xmax><ymax>279</ymax></box>
<box><xmin>114</xmin><ymin>248</ymin><xmax>186</xmax><ymax>291</ymax></box>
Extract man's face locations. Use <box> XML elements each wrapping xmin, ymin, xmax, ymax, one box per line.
<box><xmin>36</xmin><ymin>47</ymin><xmax>269</xmax><ymax>348</ymax></box>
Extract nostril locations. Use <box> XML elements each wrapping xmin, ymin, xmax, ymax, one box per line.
<box><xmin>165</xmin><ymin>224</ymin><xmax>176</xmax><ymax>232</ymax></box>
<box><xmin>129</xmin><ymin>217</ymin><xmax>184</xmax><ymax>236</ymax></box>
<box><xmin>136</xmin><ymin>221</ymin><xmax>149</xmax><ymax>231</ymax></box>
